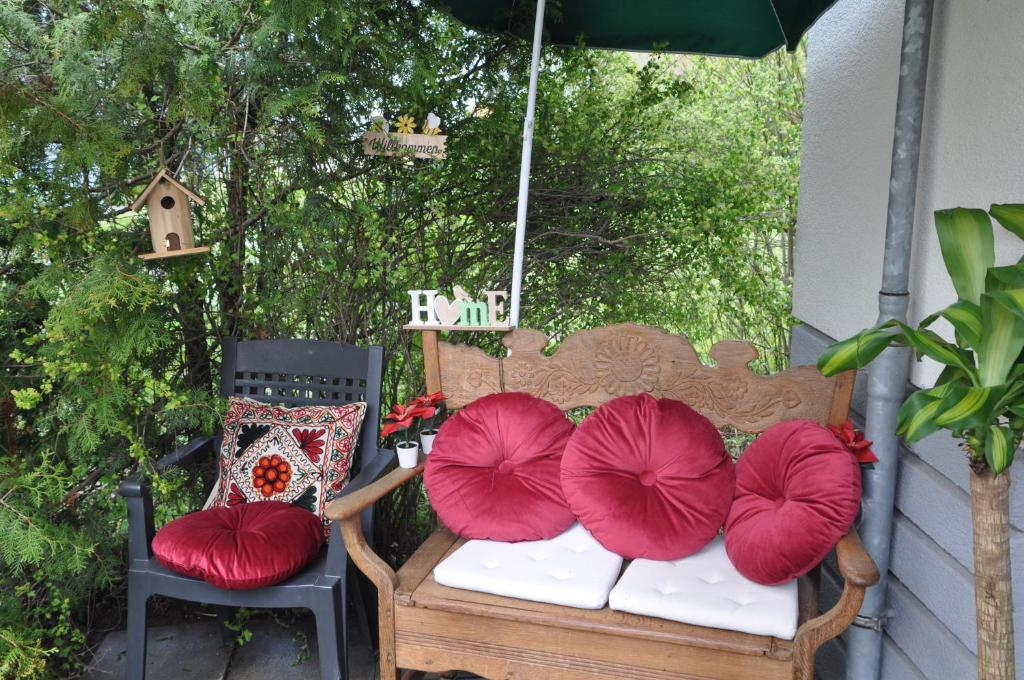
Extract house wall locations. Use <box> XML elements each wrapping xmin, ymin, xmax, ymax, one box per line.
<box><xmin>792</xmin><ymin>0</ymin><xmax>1024</xmax><ymax>677</ymax></box>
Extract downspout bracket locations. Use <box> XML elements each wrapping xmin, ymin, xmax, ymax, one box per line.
<box><xmin>852</xmin><ymin>611</ymin><xmax>892</xmax><ymax>633</ymax></box>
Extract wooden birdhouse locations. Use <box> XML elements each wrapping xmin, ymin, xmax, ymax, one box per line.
<box><xmin>131</xmin><ymin>168</ymin><xmax>210</xmax><ymax>260</ymax></box>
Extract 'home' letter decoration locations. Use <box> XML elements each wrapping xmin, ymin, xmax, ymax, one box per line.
<box><xmin>406</xmin><ymin>287</ymin><xmax>511</xmax><ymax>331</ymax></box>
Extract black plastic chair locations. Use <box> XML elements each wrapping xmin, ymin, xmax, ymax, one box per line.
<box><xmin>118</xmin><ymin>338</ymin><xmax>393</xmax><ymax>680</ymax></box>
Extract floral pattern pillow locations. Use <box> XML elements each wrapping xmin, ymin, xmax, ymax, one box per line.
<box><xmin>205</xmin><ymin>396</ymin><xmax>367</xmax><ymax>536</ymax></box>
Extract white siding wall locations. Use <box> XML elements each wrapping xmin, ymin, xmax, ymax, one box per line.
<box><xmin>792</xmin><ymin>0</ymin><xmax>1024</xmax><ymax>677</ymax></box>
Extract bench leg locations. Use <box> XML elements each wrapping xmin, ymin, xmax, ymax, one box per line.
<box><xmin>126</xmin><ymin>574</ymin><xmax>150</xmax><ymax>680</ymax></box>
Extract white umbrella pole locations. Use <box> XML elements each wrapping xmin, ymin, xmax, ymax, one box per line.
<box><xmin>509</xmin><ymin>0</ymin><xmax>546</xmax><ymax>327</ymax></box>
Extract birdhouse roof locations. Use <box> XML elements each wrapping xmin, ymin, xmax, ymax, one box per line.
<box><xmin>130</xmin><ymin>168</ymin><xmax>206</xmax><ymax>211</ymax></box>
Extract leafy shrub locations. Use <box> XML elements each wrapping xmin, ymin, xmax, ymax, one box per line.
<box><xmin>0</xmin><ymin>1</ymin><xmax>803</xmax><ymax>675</ymax></box>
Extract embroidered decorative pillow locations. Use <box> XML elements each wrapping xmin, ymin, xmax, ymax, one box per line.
<box><xmin>205</xmin><ymin>396</ymin><xmax>366</xmax><ymax>535</ymax></box>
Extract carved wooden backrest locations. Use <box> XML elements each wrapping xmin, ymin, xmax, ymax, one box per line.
<box><xmin>426</xmin><ymin>323</ymin><xmax>853</xmax><ymax>433</ymax></box>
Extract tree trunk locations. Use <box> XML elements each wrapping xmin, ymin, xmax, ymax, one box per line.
<box><xmin>971</xmin><ymin>468</ymin><xmax>1015</xmax><ymax>679</ymax></box>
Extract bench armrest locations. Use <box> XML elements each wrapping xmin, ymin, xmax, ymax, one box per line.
<box><xmin>835</xmin><ymin>527</ymin><xmax>880</xmax><ymax>588</ymax></box>
<box><xmin>330</xmin><ymin>454</ymin><xmax>427</xmax><ymax>676</ymax></box>
<box><xmin>323</xmin><ymin>448</ymin><xmax>397</xmax><ymax>577</ymax></box>
<box><xmin>326</xmin><ymin>453</ymin><xmax>426</xmax><ymax>521</ymax></box>
<box><xmin>792</xmin><ymin>528</ymin><xmax>878</xmax><ymax>680</ymax></box>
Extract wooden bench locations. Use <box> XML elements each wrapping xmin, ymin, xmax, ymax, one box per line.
<box><xmin>327</xmin><ymin>323</ymin><xmax>878</xmax><ymax>680</ymax></box>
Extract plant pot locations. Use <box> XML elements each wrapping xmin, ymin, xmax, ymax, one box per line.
<box><xmin>396</xmin><ymin>441</ymin><xmax>420</xmax><ymax>469</ymax></box>
<box><xmin>420</xmin><ymin>429</ymin><xmax>438</xmax><ymax>454</ymax></box>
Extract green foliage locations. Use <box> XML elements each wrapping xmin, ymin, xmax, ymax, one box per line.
<box><xmin>0</xmin><ymin>1</ymin><xmax>804</xmax><ymax>675</ymax></box>
<box><xmin>819</xmin><ymin>205</ymin><xmax>1024</xmax><ymax>473</ymax></box>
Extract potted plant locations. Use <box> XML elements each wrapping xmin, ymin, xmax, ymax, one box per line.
<box><xmin>413</xmin><ymin>391</ymin><xmax>446</xmax><ymax>454</ymax></box>
<box><xmin>381</xmin><ymin>392</ymin><xmax>447</xmax><ymax>467</ymax></box>
<box><xmin>817</xmin><ymin>204</ymin><xmax>1024</xmax><ymax>679</ymax></box>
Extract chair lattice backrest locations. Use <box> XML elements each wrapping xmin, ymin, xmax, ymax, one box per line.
<box><xmin>220</xmin><ymin>338</ymin><xmax>384</xmax><ymax>469</ymax></box>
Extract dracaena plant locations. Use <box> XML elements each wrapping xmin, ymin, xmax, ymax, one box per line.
<box><xmin>818</xmin><ymin>204</ymin><xmax>1024</xmax><ymax>474</ymax></box>
<box><xmin>818</xmin><ymin>203</ymin><xmax>1024</xmax><ymax>680</ymax></box>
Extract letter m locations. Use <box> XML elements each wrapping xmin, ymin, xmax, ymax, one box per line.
<box><xmin>459</xmin><ymin>301</ymin><xmax>488</xmax><ymax>327</ymax></box>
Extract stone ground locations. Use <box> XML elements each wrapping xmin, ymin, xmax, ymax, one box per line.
<box><xmin>83</xmin><ymin>611</ymin><xmax>471</xmax><ymax>680</ymax></box>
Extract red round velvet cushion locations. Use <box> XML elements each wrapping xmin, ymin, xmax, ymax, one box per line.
<box><xmin>560</xmin><ymin>393</ymin><xmax>735</xmax><ymax>560</ymax></box>
<box><xmin>725</xmin><ymin>419</ymin><xmax>862</xmax><ymax>585</ymax></box>
<box><xmin>152</xmin><ymin>501</ymin><xmax>324</xmax><ymax>590</ymax></box>
<box><xmin>424</xmin><ymin>392</ymin><xmax>576</xmax><ymax>541</ymax></box>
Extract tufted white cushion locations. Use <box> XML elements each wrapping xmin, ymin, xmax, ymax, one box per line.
<box><xmin>433</xmin><ymin>523</ymin><xmax>624</xmax><ymax>609</ymax></box>
<box><xmin>608</xmin><ymin>536</ymin><xmax>799</xmax><ymax>639</ymax></box>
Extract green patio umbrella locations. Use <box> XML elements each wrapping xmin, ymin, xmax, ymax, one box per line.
<box><xmin>445</xmin><ymin>0</ymin><xmax>835</xmax><ymax>58</ymax></box>
<box><xmin>440</xmin><ymin>0</ymin><xmax>837</xmax><ymax>325</ymax></box>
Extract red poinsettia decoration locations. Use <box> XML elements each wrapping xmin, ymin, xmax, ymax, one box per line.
<box><xmin>829</xmin><ymin>419</ymin><xmax>879</xmax><ymax>468</ymax></box>
<box><xmin>412</xmin><ymin>391</ymin><xmax>446</xmax><ymax>409</ymax></box>
<box><xmin>380</xmin><ymin>392</ymin><xmax>447</xmax><ymax>441</ymax></box>
<box><xmin>380</xmin><ymin>402</ymin><xmax>430</xmax><ymax>439</ymax></box>
<box><xmin>410</xmin><ymin>391</ymin><xmax>446</xmax><ymax>425</ymax></box>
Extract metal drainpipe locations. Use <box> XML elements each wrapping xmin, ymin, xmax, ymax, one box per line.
<box><xmin>846</xmin><ymin>0</ymin><xmax>934</xmax><ymax>679</ymax></box>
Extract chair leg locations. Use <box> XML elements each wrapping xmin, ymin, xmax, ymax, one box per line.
<box><xmin>313</xmin><ymin>582</ymin><xmax>348</xmax><ymax>680</ymax></box>
<box><xmin>349</xmin><ymin>564</ymin><xmax>377</xmax><ymax>656</ymax></box>
<box><xmin>213</xmin><ymin>605</ymin><xmax>238</xmax><ymax>646</ymax></box>
<box><xmin>126</xmin><ymin>574</ymin><xmax>150</xmax><ymax>680</ymax></box>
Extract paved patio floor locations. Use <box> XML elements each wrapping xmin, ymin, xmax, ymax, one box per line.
<box><xmin>83</xmin><ymin>611</ymin><xmax>470</xmax><ymax>680</ymax></box>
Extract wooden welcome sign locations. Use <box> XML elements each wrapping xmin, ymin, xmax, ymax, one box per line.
<box><xmin>363</xmin><ymin>113</ymin><xmax>446</xmax><ymax>160</ymax></box>
<box><xmin>404</xmin><ymin>287</ymin><xmax>510</xmax><ymax>332</ymax></box>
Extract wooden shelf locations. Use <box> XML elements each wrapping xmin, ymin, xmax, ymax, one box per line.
<box><xmin>139</xmin><ymin>246</ymin><xmax>211</xmax><ymax>261</ymax></box>
<box><xmin>402</xmin><ymin>324</ymin><xmax>511</xmax><ymax>332</ymax></box>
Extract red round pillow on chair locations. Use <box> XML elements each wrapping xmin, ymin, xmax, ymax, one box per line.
<box><xmin>424</xmin><ymin>392</ymin><xmax>576</xmax><ymax>541</ymax></box>
<box><xmin>725</xmin><ymin>419</ymin><xmax>862</xmax><ymax>585</ymax></box>
<box><xmin>152</xmin><ymin>501</ymin><xmax>324</xmax><ymax>590</ymax></box>
<box><xmin>560</xmin><ymin>393</ymin><xmax>735</xmax><ymax>560</ymax></box>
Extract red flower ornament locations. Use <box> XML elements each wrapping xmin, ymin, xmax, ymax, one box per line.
<box><xmin>412</xmin><ymin>391</ymin><xmax>447</xmax><ymax>409</ymax></box>
<box><xmin>381</xmin><ymin>403</ymin><xmax>418</xmax><ymax>438</ymax></box>
<box><xmin>227</xmin><ymin>482</ymin><xmax>248</xmax><ymax>506</ymax></box>
<box><xmin>380</xmin><ymin>397</ymin><xmax>441</xmax><ymax>439</ymax></box>
<box><xmin>252</xmin><ymin>455</ymin><xmax>292</xmax><ymax>497</ymax></box>
<box><xmin>292</xmin><ymin>427</ymin><xmax>327</xmax><ymax>462</ymax></box>
<box><xmin>829</xmin><ymin>419</ymin><xmax>879</xmax><ymax>468</ymax></box>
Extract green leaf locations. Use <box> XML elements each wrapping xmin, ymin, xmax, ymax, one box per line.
<box><xmin>984</xmin><ymin>426</ymin><xmax>1017</xmax><ymax>474</ymax></box>
<box><xmin>897</xmin><ymin>385</ymin><xmax>953</xmax><ymax>443</ymax></box>
<box><xmin>235</xmin><ymin>423</ymin><xmax>271</xmax><ymax>457</ymax></box>
<box><xmin>978</xmin><ymin>293</ymin><xmax>1024</xmax><ymax>386</ymax></box>
<box><xmin>990</xmin><ymin>203</ymin><xmax>1024</xmax><ymax>240</ymax></box>
<box><xmin>920</xmin><ymin>301</ymin><xmax>983</xmax><ymax>349</ymax></box>
<box><xmin>934</xmin><ymin>364</ymin><xmax>972</xmax><ymax>386</ymax></box>
<box><xmin>291</xmin><ymin>485</ymin><xmax>318</xmax><ymax>512</ymax></box>
<box><xmin>933</xmin><ymin>384</ymin><xmax>1005</xmax><ymax>431</ymax></box>
<box><xmin>987</xmin><ymin>263</ymin><xmax>1024</xmax><ymax>291</ymax></box>
<box><xmin>987</xmin><ymin>289</ymin><xmax>1024</xmax><ymax>321</ymax></box>
<box><xmin>935</xmin><ymin>208</ymin><xmax>995</xmax><ymax>305</ymax></box>
<box><xmin>817</xmin><ymin>326</ymin><xmax>897</xmax><ymax>376</ymax></box>
<box><xmin>895</xmin><ymin>322</ymin><xmax>975</xmax><ymax>372</ymax></box>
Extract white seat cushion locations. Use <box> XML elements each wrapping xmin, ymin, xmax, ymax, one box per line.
<box><xmin>608</xmin><ymin>536</ymin><xmax>799</xmax><ymax>639</ymax></box>
<box><xmin>433</xmin><ymin>523</ymin><xmax>623</xmax><ymax>609</ymax></box>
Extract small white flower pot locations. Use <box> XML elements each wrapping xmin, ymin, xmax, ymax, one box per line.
<box><xmin>420</xmin><ymin>429</ymin><xmax>438</xmax><ymax>454</ymax></box>
<box><xmin>396</xmin><ymin>441</ymin><xmax>420</xmax><ymax>468</ymax></box>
